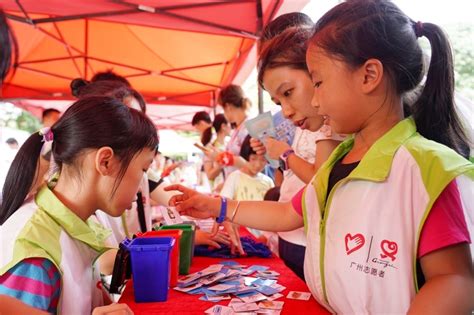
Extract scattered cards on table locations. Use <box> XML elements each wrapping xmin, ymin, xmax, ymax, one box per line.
<box><xmin>175</xmin><ymin>260</ymin><xmax>311</xmax><ymax>314</ymax></box>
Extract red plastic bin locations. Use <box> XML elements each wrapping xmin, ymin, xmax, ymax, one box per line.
<box><xmin>136</xmin><ymin>230</ymin><xmax>182</xmax><ymax>287</ymax></box>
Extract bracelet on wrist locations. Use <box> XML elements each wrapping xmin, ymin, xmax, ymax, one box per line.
<box><xmin>216</xmin><ymin>197</ymin><xmax>227</xmax><ymax>223</ymax></box>
<box><xmin>229</xmin><ymin>201</ymin><xmax>241</xmax><ymax>223</ymax></box>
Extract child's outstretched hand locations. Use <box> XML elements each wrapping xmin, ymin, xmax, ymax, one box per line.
<box><xmin>92</xmin><ymin>303</ymin><xmax>134</xmax><ymax>315</ymax></box>
<box><xmin>195</xmin><ymin>229</ymin><xmax>230</xmax><ymax>248</ymax></box>
<box><xmin>165</xmin><ymin>184</ymin><xmax>220</xmax><ymax>219</ymax></box>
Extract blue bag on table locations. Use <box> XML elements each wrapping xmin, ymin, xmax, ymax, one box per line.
<box><xmin>194</xmin><ymin>236</ymin><xmax>272</xmax><ymax>258</ymax></box>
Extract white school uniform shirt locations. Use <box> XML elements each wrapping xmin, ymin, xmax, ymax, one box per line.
<box><xmin>224</xmin><ymin>122</ymin><xmax>248</xmax><ymax>177</ymax></box>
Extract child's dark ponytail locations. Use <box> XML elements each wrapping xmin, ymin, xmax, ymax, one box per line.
<box><xmin>201</xmin><ymin>127</ymin><xmax>213</xmax><ymax>147</ymax></box>
<box><xmin>201</xmin><ymin>114</ymin><xmax>228</xmax><ymax>146</ymax></box>
<box><xmin>0</xmin><ymin>132</ymin><xmax>44</xmax><ymax>224</ymax></box>
<box><xmin>411</xmin><ymin>22</ymin><xmax>470</xmax><ymax>158</ymax></box>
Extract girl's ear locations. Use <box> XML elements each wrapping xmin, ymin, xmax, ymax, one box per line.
<box><xmin>95</xmin><ymin>147</ymin><xmax>115</xmax><ymax>176</ymax></box>
<box><xmin>359</xmin><ymin>58</ymin><xmax>384</xmax><ymax>94</ymax></box>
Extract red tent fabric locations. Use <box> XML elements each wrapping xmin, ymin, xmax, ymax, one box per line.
<box><xmin>1</xmin><ymin>0</ymin><xmax>308</xmax><ymax>127</ymax></box>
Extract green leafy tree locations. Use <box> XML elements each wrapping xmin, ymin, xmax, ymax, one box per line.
<box><xmin>15</xmin><ymin>111</ymin><xmax>42</xmax><ymax>133</ymax></box>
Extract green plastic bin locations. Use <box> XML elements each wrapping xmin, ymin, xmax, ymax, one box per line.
<box><xmin>158</xmin><ymin>224</ymin><xmax>195</xmax><ymax>275</ymax></box>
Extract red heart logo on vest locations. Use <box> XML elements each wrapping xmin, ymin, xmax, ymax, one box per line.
<box><xmin>380</xmin><ymin>240</ymin><xmax>398</xmax><ymax>261</ymax></box>
<box><xmin>345</xmin><ymin>233</ymin><xmax>365</xmax><ymax>255</ymax></box>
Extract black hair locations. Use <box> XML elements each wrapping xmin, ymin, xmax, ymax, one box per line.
<box><xmin>0</xmin><ymin>9</ymin><xmax>17</xmax><ymax>84</ymax></box>
<box><xmin>258</xmin><ymin>13</ymin><xmax>314</xmax><ymax>87</ymax></box>
<box><xmin>6</xmin><ymin>138</ymin><xmax>18</xmax><ymax>145</ymax></box>
<box><xmin>309</xmin><ymin>0</ymin><xmax>470</xmax><ymax>158</ymax></box>
<box><xmin>91</xmin><ymin>70</ymin><xmax>131</xmax><ymax>87</ymax></box>
<box><xmin>191</xmin><ymin>111</ymin><xmax>212</xmax><ymax>126</ymax></box>
<box><xmin>0</xmin><ymin>96</ymin><xmax>158</xmax><ymax>225</ymax></box>
<box><xmin>218</xmin><ymin>85</ymin><xmax>251</xmax><ymax>110</ymax></box>
<box><xmin>201</xmin><ymin>113</ymin><xmax>228</xmax><ymax>146</ymax></box>
<box><xmin>70</xmin><ymin>78</ymin><xmax>147</xmax><ymax>113</ymax></box>
<box><xmin>42</xmin><ymin>108</ymin><xmax>60</xmax><ymax>121</ymax></box>
<box><xmin>239</xmin><ymin>135</ymin><xmax>257</xmax><ymax>162</ymax></box>
<box><xmin>261</xmin><ymin>12</ymin><xmax>313</xmax><ymax>42</ymax></box>
<box><xmin>263</xmin><ymin>186</ymin><xmax>280</xmax><ymax>201</ymax></box>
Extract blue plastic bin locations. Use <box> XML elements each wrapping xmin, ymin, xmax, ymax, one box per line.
<box><xmin>123</xmin><ymin>237</ymin><xmax>175</xmax><ymax>302</ymax></box>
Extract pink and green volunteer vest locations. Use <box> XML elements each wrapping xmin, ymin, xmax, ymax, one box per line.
<box><xmin>0</xmin><ymin>187</ymin><xmax>112</xmax><ymax>314</ymax></box>
<box><xmin>301</xmin><ymin>118</ymin><xmax>473</xmax><ymax>314</ymax></box>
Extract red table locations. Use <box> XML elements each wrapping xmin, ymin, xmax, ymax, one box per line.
<box><xmin>120</xmin><ymin>255</ymin><xmax>330</xmax><ymax>314</ymax></box>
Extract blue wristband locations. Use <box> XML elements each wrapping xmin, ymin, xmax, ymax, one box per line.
<box><xmin>216</xmin><ymin>197</ymin><xmax>227</xmax><ymax>223</ymax></box>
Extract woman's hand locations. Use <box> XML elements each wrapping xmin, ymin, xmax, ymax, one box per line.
<box><xmin>264</xmin><ymin>138</ymin><xmax>291</xmax><ymax>160</ymax></box>
<box><xmin>165</xmin><ymin>184</ymin><xmax>220</xmax><ymax>219</ymax></box>
<box><xmin>222</xmin><ymin>221</ymin><xmax>245</xmax><ymax>256</ymax></box>
<box><xmin>250</xmin><ymin>138</ymin><xmax>266</xmax><ymax>155</ymax></box>
<box><xmin>211</xmin><ymin>221</ymin><xmax>245</xmax><ymax>256</ymax></box>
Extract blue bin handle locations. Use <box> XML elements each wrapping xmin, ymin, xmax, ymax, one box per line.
<box><xmin>121</xmin><ymin>238</ymin><xmax>132</xmax><ymax>250</ymax></box>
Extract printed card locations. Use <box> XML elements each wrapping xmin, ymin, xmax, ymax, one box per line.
<box><xmin>256</xmin><ymin>285</ymin><xmax>279</xmax><ymax>296</ymax></box>
<box><xmin>244</xmin><ymin>112</ymin><xmax>279</xmax><ymax>168</ymax></box>
<box><xmin>273</xmin><ymin>110</ymin><xmax>296</xmax><ymax>145</ymax></box>
<box><xmin>232</xmin><ymin>302</ymin><xmax>259</xmax><ymax>312</ymax></box>
<box><xmin>160</xmin><ymin>206</ymin><xmax>183</xmax><ymax>225</ymax></box>
<box><xmin>208</xmin><ymin>284</ymin><xmax>237</xmax><ymax>291</ymax></box>
<box><xmin>286</xmin><ymin>291</ymin><xmax>311</xmax><ymax>301</ymax></box>
<box><xmin>239</xmin><ymin>292</ymin><xmax>268</xmax><ymax>304</ymax></box>
<box><xmin>267</xmin><ymin>293</ymin><xmax>284</xmax><ymax>301</ymax></box>
<box><xmin>258</xmin><ymin>300</ymin><xmax>284</xmax><ymax>310</ymax></box>
<box><xmin>204</xmin><ymin>305</ymin><xmax>234</xmax><ymax>315</ymax></box>
<box><xmin>248</xmin><ymin>265</ymin><xmax>270</xmax><ymax>272</ymax></box>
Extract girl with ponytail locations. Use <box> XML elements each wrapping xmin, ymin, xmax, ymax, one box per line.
<box><xmin>1</xmin><ymin>97</ymin><xmax>158</xmax><ymax>314</ymax></box>
<box><xmin>201</xmin><ymin>114</ymin><xmax>231</xmax><ymax>192</ymax></box>
<box><xmin>165</xmin><ymin>1</ymin><xmax>473</xmax><ymax>313</ymax></box>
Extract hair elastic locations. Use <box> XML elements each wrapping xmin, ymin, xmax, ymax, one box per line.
<box><xmin>414</xmin><ymin>21</ymin><xmax>424</xmax><ymax>38</ymax></box>
<box><xmin>39</xmin><ymin>127</ymin><xmax>54</xmax><ymax>142</ymax></box>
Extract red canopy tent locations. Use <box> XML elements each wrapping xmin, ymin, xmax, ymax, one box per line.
<box><xmin>1</xmin><ymin>0</ymin><xmax>308</xmax><ymax>129</ymax></box>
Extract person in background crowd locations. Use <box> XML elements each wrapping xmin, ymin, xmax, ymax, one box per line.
<box><xmin>220</xmin><ymin>135</ymin><xmax>274</xmax><ymax>248</ymax></box>
<box><xmin>41</xmin><ymin>109</ymin><xmax>61</xmax><ymax>128</ymax></box>
<box><xmin>5</xmin><ymin>137</ymin><xmax>18</xmax><ymax>149</ymax></box>
<box><xmin>201</xmin><ymin>114</ymin><xmax>231</xmax><ymax>192</ymax></box>
<box><xmin>192</xmin><ymin>111</ymin><xmax>212</xmax><ymax>138</ymax></box>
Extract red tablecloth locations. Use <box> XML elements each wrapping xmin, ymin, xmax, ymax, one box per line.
<box><xmin>120</xmin><ymin>255</ymin><xmax>330</xmax><ymax>314</ymax></box>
